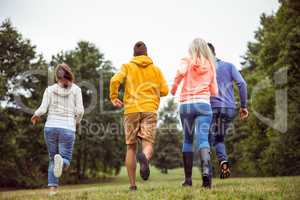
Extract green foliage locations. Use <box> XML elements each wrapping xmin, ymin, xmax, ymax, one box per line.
<box><xmin>153</xmin><ymin>98</ymin><xmax>182</xmax><ymax>173</ymax></box>
<box><xmin>1</xmin><ymin>0</ymin><xmax>300</xmax><ymax>189</ymax></box>
<box><xmin>227</xmin><ymin>0</ymin><xmax>300</xmax><ymax>176</ymax></box>
<box><xmin>0</xmin><ymin>20</ymin><xmax>124</xmax><ymax>188</ymax></box>
<box><xmin>0</xmin><ymin>19</ymin><xmax>48</xmax><ymax>188</ymax></box>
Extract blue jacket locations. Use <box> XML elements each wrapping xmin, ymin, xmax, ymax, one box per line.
<box><xmin>210</xmin><ymin>59</ymin><xmax>247</xmax><ymax>108</ymax></box>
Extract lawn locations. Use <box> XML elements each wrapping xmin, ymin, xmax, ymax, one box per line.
<box><xmin>1</xmin><ymin>167</ymin><xmax>299</xmax><ymax>200</ymax></box>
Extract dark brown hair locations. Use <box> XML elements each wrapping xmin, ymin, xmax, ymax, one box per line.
<box><xmin>207</xmin><ymin>42</ymin><xmax>216</xmax><ymax>56</ymax></box>
<box><xmin>55</xmin><ymin>63</ymin><xmax>74</xmax><ymax>82</ymax></box>
<box><xmin>133</xmin><ymin>41</ymin><xmax>147</xmax><ymax>56</ymax></box>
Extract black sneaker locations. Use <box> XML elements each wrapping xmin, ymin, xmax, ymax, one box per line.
<box><xmin>137</xmin><ymin>153</ymin><xmax>150</xmax><ymax>181</ymax></box>
<box><xmin>220</xmin><ymin>160</ymin><xmax>230</xmax><ymax>179</ymax></box>
<box><xmin>129</xmin><ymin>185</ymin><xmax>137</xmax><ymax>191</ymax></box>
<box><xmin>202</xmin><ymin>174</ymin><xmax>212</xmax><ymax>188</ymax></box>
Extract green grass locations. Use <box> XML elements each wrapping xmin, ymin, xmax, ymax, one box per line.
<box><xmin>1</xmin><ymin>167</ymin><xmax>300</xmax><ymax>200</ymax></box>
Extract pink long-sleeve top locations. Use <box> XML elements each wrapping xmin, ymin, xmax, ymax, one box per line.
<box><xmin>171</xmin><ymin>57</ymin><xmax>218</xmax><ymax>104</ymax></box>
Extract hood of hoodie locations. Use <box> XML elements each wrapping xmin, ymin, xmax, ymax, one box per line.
<box><xmin>190</xmin><ymin>57</ymin><xmax>210</xmax><ymax>75</ymax></box>
<box><xmin>49</xmin><ymin>83</ymin><xmax>75</xmax><ymax>97</ymax></box>
<box><xmin>130</xmin><ymin>55</ymin><xmax>153</xmax><ymax>68</ymax></box>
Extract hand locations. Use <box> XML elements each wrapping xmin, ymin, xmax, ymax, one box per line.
<box><xmin>239</xmin><ymin>108</ymin><xmax>249</xmax><ymax>121</ymax></box>
<box><xmin>111</xmin><ymin>98</ymin><xmax>123</xmax><ymax>108</ymax></box>
<box><xmin>76</xmin><ymin>123</ymin><xmax>81</xmax><ymax>130</ymax></box>
<box><xmin>170</xmin><ymin>88</ymin><xmax>176</xmax><ymax>96</ymax></box>
<box><xmin>31</xmin><ymin>115</ymin><xmax>41</xmax><ymax>125</ymax></box>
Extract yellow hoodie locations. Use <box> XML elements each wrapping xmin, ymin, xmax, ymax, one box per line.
<box><xmin>110</xmin><ymin>55</ymin><xmax>169</xmax><ymax>114</ymax></box>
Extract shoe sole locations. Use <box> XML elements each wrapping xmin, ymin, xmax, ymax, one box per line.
<box><xmin>220</xmin><ymin>162</ymin><xmax>230</xmax><ymax>179</ymax></box>
<box><xmin>137</xmin><ymin>153</ymin><xmax>150</xmax><ymax>181</ymax></box>
<box><xmin>54</xmin><ymin>154</ymin><xmax>63</xmax><ymax>178</ymax></box>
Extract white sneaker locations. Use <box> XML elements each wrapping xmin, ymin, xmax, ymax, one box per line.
<box><xmin>54</xmin><ymin>154</ymin><xmax>63</xmax><ymax>178</ymax></box>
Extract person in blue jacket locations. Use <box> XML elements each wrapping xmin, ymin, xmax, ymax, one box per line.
<box><xmin>208</xmin><ymin>43</ymin><xmax>249</xmax><ymax>179</ymax></box>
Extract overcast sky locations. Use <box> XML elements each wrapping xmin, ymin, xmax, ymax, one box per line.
<box><xmin>1</xmin><ymin>0</ymin><xmax>279</xmax><ymax>85</ymax></box>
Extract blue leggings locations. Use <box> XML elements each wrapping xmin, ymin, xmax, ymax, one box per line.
<box><xmin>209</xmin><ymin>107</ymin><xmax>236</xmax><ymax>162</ymax></box>
<box><xmin>180</xmin><ymin>103</ymin><xmax>212</xmax><ymax>152</ymax></box>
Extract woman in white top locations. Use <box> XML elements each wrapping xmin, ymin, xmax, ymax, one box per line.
<box><xmin>31</xmin><ymin>63</ymin><xmax>84</xmax><ymax>196</ymax></box>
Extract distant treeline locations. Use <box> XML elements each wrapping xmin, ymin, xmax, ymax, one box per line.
<box><xmin>0</xmin><ymin>0</ymin><xmax>299</xmax><ymax>188</ymax></box>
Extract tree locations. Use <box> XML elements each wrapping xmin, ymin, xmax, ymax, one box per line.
<box><xmin>226</xmin><ymin>0</ymin><xmax>300</xmax><ymax>176</ymax></box>
<box><xmin>153</xmin><ymin>98</ymin><xmax>182</xmax><ymax>174</ymax></box>
<box><xmin>0</xmin><ymin>20</ymin><xmax>125</xmax><ymax>188</ymax></box>
<box><xmin>0</xmin><ymin>19</ymin><xmax>48</xmax><ymax>188</ymax></box>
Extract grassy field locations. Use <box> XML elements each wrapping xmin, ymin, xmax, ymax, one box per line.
<box><xmin>1</xmin><ymin>167</ymin><xmax>299</xmax><ymax>200</ymax></box>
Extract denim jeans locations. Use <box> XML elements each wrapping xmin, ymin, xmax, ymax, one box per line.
<box><xmin>209</xmin><ymin>107</ymin><xmax>236</xmax><ymax>162</ymax></box>
<box><xmin>44</xmin><ymin>127</ymin><xmax>75</xmax><ymax>187</ymax></box>
<box><xmin>179</xmin><ymin>103</ymin><xmax>212</xmax><ymax>152</ymax></box>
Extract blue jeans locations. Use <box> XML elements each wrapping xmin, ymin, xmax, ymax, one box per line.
<box><xmin>209</xmin><ymin>107</ymin><xmax>236</xmax><ymax>162</ymax></box>
<box><xmin>44</xmin><ymin>127</ymin><xmax>75</xmax><ymax>187</ymax></box>
<box><xmin>180</xmin><ymin>103</ymin><xmax>212</xmax><ymax>152</ymax></box>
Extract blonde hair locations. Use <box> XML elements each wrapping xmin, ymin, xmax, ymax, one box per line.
<box><xmin>55</xmin><ymin>63</ymin><xmax>75</xmax><ymax>82</ymax></box>
<box><xmin>188</xmin><ymin>38</ymin><xmax>216</xmax><ymax>66</ymax></box>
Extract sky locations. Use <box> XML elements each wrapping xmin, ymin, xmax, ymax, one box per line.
<box><xmin>1</xmin><ymin>0</ymin><xmax>279</xmax><ymax>86</ymax></box>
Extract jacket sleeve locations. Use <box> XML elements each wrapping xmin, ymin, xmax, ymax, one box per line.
<box><xmin>34</xmin><ymin>88</ymin><xmax>50</xmax><ymax>116</ymax></box>
<box><xmin>209</xmin><ymin>61</ymin><xmax>218</xmax><ymax>97</ymax></box>
<box><xmin>109</xmin><ymin>64</ymin><xmax>127</xmax><ymax>101</ymax></box>
<box><xmin>75</xmin><ymin>87</ymin><xmax>84</xmax><ymax>124</ymax></box>
<box><xmin>157</xmin><ymin>68</ymin><xmax>169</xmax><ymax>97</ymax></box>
<box><xmin>231</xmin><ymin>64</ymin><xmax>247</xmax><ymax>108</ymax></box>
<box><xmin>171</xmin><ymin>59</ymin><xmax>188</xmax><ymax>95</ymax></box>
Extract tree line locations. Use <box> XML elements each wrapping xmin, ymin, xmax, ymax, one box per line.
<box><xmin>0</xmin><ymin>0</ymin><xmax>299</xmax><ymax>188</ymax></box>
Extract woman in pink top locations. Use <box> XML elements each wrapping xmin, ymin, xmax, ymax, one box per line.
<box><xmin>171</xmin><ymin>38</ymin><xmax>218</xmax><ymax>188</ymax></box>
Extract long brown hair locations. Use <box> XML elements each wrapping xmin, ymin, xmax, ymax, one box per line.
<box><xmin>55</xmin><ymin>63</ymin><xmax>75</xmax><ymax>82</ymax></box>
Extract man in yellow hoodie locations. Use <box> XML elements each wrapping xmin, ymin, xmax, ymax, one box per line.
<box><xmin>110</xmin><ymin>41</ymin><xmax>169</xmax><ymax>191</ymax></box>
